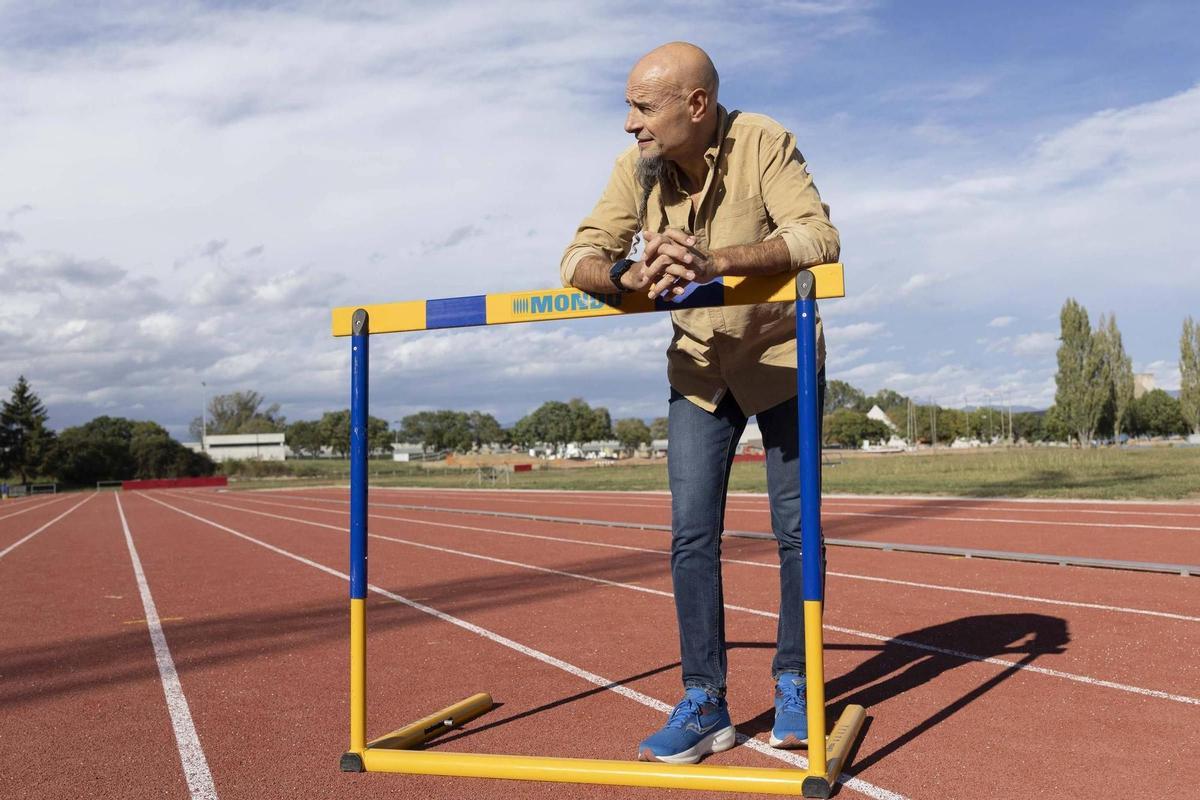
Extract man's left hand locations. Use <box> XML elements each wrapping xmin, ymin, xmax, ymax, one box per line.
<box><xmin>640</xmin><ymin>229</ymin><xmax>719</xmax><ymax>299</ymax></box>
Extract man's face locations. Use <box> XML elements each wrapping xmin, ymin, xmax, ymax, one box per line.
<box><xmin>624</xmin><ymin>71</ymin><xmax>696</xmax><ymax>163</ymax></box>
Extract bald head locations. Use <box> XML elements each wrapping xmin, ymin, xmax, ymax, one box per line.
<box><xmin>623</xmin><ymin>42</ymin><xmax>720</xmax><ymax>178</ymax></box>
<box><xmin>629</xmin><ymin>42</ymin><xmax>719</xmax><ymax>100</ymax></box>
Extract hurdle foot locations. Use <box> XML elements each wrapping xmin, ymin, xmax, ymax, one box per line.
<box><xmin>369</xmin><ymin>692</ymin><xmax>495</xmax><ymax>751</ymax></box>
<box><xmin>340</xmin><ymin>752</ymin><xmax>365</xmax><ymax>772</ymax></box>
<box><xmin>802</xmin><ymin>775</ymin><xmax>832</xmax><ymax>798</ymax></box>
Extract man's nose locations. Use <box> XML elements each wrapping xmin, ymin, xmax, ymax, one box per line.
<box><xmin>624</xmin><ymin>108</ymin><xmax>641</xmax><ymax>134</ymax></box>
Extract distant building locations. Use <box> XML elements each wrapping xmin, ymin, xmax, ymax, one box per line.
<box><xmin>392</xmin><ymin>443</ymin><xmax>425</xmax><ymax>462</ymax></box>
<box><xmin>185</xmin><ymin>433</ymin><xmax>286</xmax><ymax>462</ymax></box>
<box><xmin>737</xmin><ymin>421</ymin><xmax>763</xmax><ymax>454</ymax></box>
<box><xmin>1134</xmin><ymin>373</ymin><xmax>1156</xmax><ymax>399</ymax></box>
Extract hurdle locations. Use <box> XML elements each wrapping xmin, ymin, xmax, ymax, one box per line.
<box><xmin>331</xmin><ymin>263</ymin><xmax>864</xmax><ymax>798</ymax></box>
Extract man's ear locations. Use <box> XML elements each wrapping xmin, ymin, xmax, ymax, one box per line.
<box><xmin>687</xmin><ymin>88</ymin><xmax>709</xmax><ymax>122</ymax></box>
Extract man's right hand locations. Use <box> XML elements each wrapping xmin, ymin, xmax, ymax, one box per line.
<box><xmin>639</xmin><ymin>229</ymin><xmax>712</xmax><ymax>298</ymax></box>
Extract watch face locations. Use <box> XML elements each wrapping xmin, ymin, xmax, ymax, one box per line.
<box><xmin>611</xmin><ymin>259</ymin><xmax>634</xmax><ymax>288</ymax></box>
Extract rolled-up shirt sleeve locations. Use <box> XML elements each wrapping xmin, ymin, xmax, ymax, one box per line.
<box><xmin>560</xmin><ymin>150</ymin><xmax>640</xmax><ymax>287</ymax></box>
<box><xmin>760</xmin><ymin>130</ymin><xmax>840</xmax><ymax>268</ymax></box>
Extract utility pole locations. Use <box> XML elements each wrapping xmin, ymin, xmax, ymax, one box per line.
<box><xmin>929</xmin><ymin>398</ymin><xmax>936</xmax><ymax>450</ymax></box>
<box><xmin>201</xmin><ymin>381</ymin><xmax>207</xmax><ymax>452</ymax></box>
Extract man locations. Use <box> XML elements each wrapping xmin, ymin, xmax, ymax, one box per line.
<box><xmin>560</xmin><ymin>42</ymin><xmax>838</xmax><ymax>763</ymax></box>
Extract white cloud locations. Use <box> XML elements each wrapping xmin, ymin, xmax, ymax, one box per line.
<box><xmin>1012</xmin><ymin>331</ymin><xmax>1058</xmax><ymax>356</ymax></box>
<box><xmin>898</xmin><ymin>272</ymin><xmax>947</xmax><ymax>295</ymax></box>
<box><xmin>988</xmin><ymin>316</ymin><xmax>1016</xmax><ymax>328</ymax></box>
<box><xmin>826</xmin><ymin>321</ymin><xmax>886</xmax><ymax>342</ymax></box>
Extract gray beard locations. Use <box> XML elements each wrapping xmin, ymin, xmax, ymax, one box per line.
<box><xmin>635</xmin><ymin>154</ymin><xmax>666</xmax><ymax>193</ymax></box>
<box><xmin>634</xmin><ymin>155</ymin><xmax>666</xmax><ymax>233</ymax></box>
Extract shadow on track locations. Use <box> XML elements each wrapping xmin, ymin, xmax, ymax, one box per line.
<box><xmin>734</xmin><ymin>613</ymin><xmax>1069</xmax><ymax>773</ymax></box>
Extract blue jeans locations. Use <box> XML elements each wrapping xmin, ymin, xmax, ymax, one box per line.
<box><xmin>667</xmin><ymin>376</ymin><xmax>825</xmax><ymax>694</ymax></box>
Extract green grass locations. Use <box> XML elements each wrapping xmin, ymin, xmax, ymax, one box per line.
<box><xmin>229</xmin><ymin>446</ymin><xmax>1200</xmax><ymax>501</ymax></box>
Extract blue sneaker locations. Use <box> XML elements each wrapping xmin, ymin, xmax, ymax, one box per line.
<box><xmin>637</xmin><ymin>687</ymin><xmax>737</xmax><ymax>763</ymax></box>
<box><xmin>769</xmin><ymin>673</ymin><xmax>808</xmax><ymax>748</ymax></box>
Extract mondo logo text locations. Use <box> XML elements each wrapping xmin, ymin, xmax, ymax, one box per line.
<box><xmin>511</xmin><ymin>292</ymin><xmax>622</xmax><ymax>315</ymax></box>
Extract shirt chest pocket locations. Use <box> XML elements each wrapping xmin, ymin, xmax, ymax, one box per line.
<box><xmin>713</xmin><ymin>195</ymin><xmax>770</xmax><ymax>246</ymax></box>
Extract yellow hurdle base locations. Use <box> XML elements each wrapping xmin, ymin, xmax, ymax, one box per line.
<box><xmin>343</xmin><ymin>694</ymin><xmax>865</xmax><ymax>799</ymax></box>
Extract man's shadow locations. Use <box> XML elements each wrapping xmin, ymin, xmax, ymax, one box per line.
<box><xmin>734</xmin><ymin>613</ymin><xmax>1069</xmax><ymax>773</ymax></box>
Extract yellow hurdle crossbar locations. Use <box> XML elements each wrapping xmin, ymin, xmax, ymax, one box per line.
<box><xmin>331</xmin><ymin>263</ymin><xmax>844</xmax><ymax>336</ymax></box>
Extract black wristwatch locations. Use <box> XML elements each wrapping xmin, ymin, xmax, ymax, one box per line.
<box><xmin>609</xmin><ymin>258</ymin><xmax>636</xmax><ymax>292</ymax></box>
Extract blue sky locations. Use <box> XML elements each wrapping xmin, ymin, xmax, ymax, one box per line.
<box><xmin>1</xmin><ymin>1</ymin><xmax>1198</xmax><ymax>435</ymax></box>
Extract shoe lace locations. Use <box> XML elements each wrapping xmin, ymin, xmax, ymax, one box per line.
<box><xmin>665</xmin><ymin>695</ymin><xmax>705</xmax><ymax>729</ymax></box>
<box><xmin>778</xmin><ymin>680</ymin><xmax>806</xmax><ymax>713</ymax></box>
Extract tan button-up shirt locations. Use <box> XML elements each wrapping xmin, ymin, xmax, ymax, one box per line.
<box><xmin>561</xmin><ymin>106</ymin><xmax>839</xmax><ymax>416</ymax></box>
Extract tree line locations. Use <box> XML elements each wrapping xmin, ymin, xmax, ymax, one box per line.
<box><xmin>1</xmin><ymin>376</ymin><xmax>215</xmax><ymax>487</ymax></box>
<box><xmin>6</xmin><ymin>306</ymin><xmax>1196</xmax><ymax>486</ymax></box>
<box><xmin>280</xmin><ymin>398</ymin><xmax>670</xmax><ymax>458</ymax></box>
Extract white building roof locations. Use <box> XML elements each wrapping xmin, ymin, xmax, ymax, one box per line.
<box><xmin>867</xmin><ymin>405</ymin><xmax>898</xmax><ymax>431</ymax></box>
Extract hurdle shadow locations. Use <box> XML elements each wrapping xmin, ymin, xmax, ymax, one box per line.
<box><xmin>732</xmin><ymin>613</ymin><xmax>1069</xmax><ymax>774</ymax></box>
<box><xmin>425</xmin><ymin>660</ymin><xmax>683</xmax><ymax>748</ymax></box>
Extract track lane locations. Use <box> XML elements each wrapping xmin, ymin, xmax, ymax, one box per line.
<box><xmin>169</xmin><ymin>490</ymin><xmax>1200</xmax><ymax>799</ymax></box>
<box><xmin>0</xmin><ymin>492</ymin><xmax>191</xmax><ymax>800</ymax></box>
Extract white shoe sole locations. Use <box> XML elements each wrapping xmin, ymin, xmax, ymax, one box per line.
<box><xmin>768</xmin><ymin>732</ymin><xmax>808</xmax><ymax>748</ymax></box>
<box><xmin>639</xmin><ymin>725</ymin><xmax>737</xmax><ymax>764</ymax></box>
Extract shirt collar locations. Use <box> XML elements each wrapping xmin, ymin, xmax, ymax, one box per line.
<box><xmin>666</xmin><ymin>104</ymin><xmax>730</xmax><ymax>193</ymax></box>
<box><xmin>705</xmin><ymin>104</ymin><xmax>730</xmax><ymax>165</ymax></box>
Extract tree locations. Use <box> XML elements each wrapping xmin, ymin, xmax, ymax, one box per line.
<box><xmin>567</xmin><ymin>398</ymin><xmax>612</xmax><ymax>442</ymax></box>
<box><xmin>49</xmin><ymin>416</ymin><xmax>213</xmax><ymax>484</ymax></box>
<box><xmin>129</xmin><ymin>421</ymin><xmax>216</xmax><ymax>478</ymax></box>
<box><xmin>189</xmin><ymin>390</ymin><xmax>286</xmax><ymax>438</ymax></box>
<box><xmin>509</xmin><ymin>415</ymin><xmax>538</xmax><ymax>449</ymax></box>
<box><xmin>1181</xmin><ymin>316</ymin><xmax>1200</xmax><ymax>435</ymax></box>
<box><xmin>318</xmin><ymin>410</ymin><xmax>395</xmax><ymax>456</ymax></box>
<box><xmin>319</xmin><ymin>410</ymin><xmax>351</xmax><ymax>456</ymax></box>
<box><xmin>1097</xmin><ymin>313</ymin><xmax>1134</xmax><ymax>442</ymax></box>
<box><xmin>825</xmin><ymin>380</ymin><xmax>867</xmax><ymax>412</ymax></box>
<box><xmin>865</xmin><ymin>388</ymin><xmax>908</xmax><ymax>415</ymax></box>
<box><xmin>467</xmin><ymin>411</ymin><xmax>504</xmax><ymax>449</ymax></box>
<box><xmin>399</xmin><ymin>410</ymin><xmax>473</xmax><ymax>453</ymax></box>
<box><xmin>649</xmin><ymin>417</ymin><xmax>669</xmax><ymax>440</ymax></box>
<box><xmin>49</xmin><ymin>416</ymin><xmax>137</xmax><ymax>484</ymax></box>
<box><xmin>286</xmin><ymin>420</ymin><xmax>325</xmax><ymax>458</ymax></box>
<box><xmin>1011</xmin><ymin>411</ymin><xmax>1047</xmax><ymax>443</ymax></box>
<box><xmin>1054</xmin><ymin>299</ymin><xmax>1109</xmax><ymax>445</ymax></box>
<box><xmin>367</xmin><ymin>416</ymin><xmax>392</xmax><ymax>456</ymax></box>
<box><xmin>1129</xmin><ymin>389</ymin><xmax>1187</xmax><ymax>438</ymax></box>
<box><xmin>1</xmin><ymin>376</ymin><xmax>56</xmax><ymax>483</ymax></box>
<box><xmin>515</xmin><ymin>401</ymin><xmax>575</xmax><ymax>448</ymax></box>
<box><xmin>823</xmin><ymin>409</ymin><xmax>890</xmax><ymax>449</ymax></box>
<box><xmin>614</xmin><ymin>418</ymin><xmax>651</xmax><ymax>456</ymax></box>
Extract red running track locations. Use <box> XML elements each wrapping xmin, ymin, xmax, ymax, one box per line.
<box><xmin>1</xmin><ymin>487</ymin><xmax>1197</xmax><ymax>800</ymax></box>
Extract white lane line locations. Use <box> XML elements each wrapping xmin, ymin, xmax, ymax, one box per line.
<box><xmin>820</xmin><ymin>509</ymin><xmax>1200</xmax><ymax>533</ymax></box>
<box><xmin>259</xmin><ymin>490</ymin><xmax>1200</xmax><ymax>534</ymax></box>
<box><xmin>115</xmin><ymin>495</ymin><xmax>218</xmax><ymax>800</ymax></box>
<box><xmin>171</xmin><ymin>492</ymin><xmax>1200</xmax><ymax>707</ymax></box>
<box><xmin>143</xmin><ymin>493</ymin><xmax>905</xmax><ymax>800</ymax></box>
<box><xmin>0</xmin><ymin>493</ymin><xmax>68</xmax><ymax>522</ymax></box>
<box><xmin>0</xmin><ymin>495</ymin><xmax>92</xmax><ymax>560</ymax></box>
<box><xmin>376</xmin><ymin>486</ymin><xmax>1200</xmax><ymax>509</ymax></box>
<box><xmin>219</xmin><ymin>492</ymin><xmax>1200</xmax><ymax>623</ymax></box>
<box><xmin>370</xmin><ymin>486</ymin><xmax>1200</xmax><ymax>515</ymax></box>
